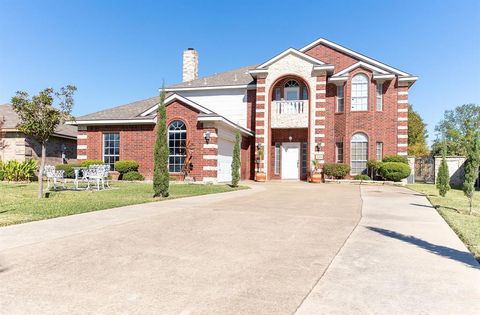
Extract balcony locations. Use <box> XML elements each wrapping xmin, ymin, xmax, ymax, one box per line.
<box><xmin>271</xmin><ymin>100</ymin><xmax>308</xmax><ymax>128</ymax></box>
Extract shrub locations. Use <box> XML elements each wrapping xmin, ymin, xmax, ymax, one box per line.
<box><xmin>0</xmin><ymin>161</ymin><xmax>4</xmax><ymax>181</ymax></box>
<box><xmin>382</xmin><ymin>155</ymin><xmax>408</xmax><ymax>164</ymax></box>
<box><xmin>1</xmin><ymin>159</ymin><xmax>37</xmax><ymax>181</ymax></box>
<box><xmin>80</xmin><ymin>160</ymin><xmax>104</xmax><ymax>167</ymax></box>
<box><xmin>354</xmin><ymin>174</ymin><xmax>371</xmax><ymax>180</ymax></box>
<box><xmin>436</xmin><ymin>154</ymin><xmax>450</xmax><ymax>197</ymax></box>
<box><xmin>323</xmin><ymin>163</ymin><xmax>350</xmax><ymax>179</ymax></box>
<box><xmin>114</xmin><ymin>160</ymin><xmax>139</xmax><ymax>174</ymax></box>
<box><xmin>378</xmin><ymin>162</ymin><xmax>411</xmax><ymax>182</ymax></box>
<box><xmin>55</xmin><ymin>163</ymin><xmax>80</xmax><ymax>179</ymax></box>
<box><xmin>122</xmin><ymin>171</ymin><xmax>144</xmax><ymax>181</ymax></box>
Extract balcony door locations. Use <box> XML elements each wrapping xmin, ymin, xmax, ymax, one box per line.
<box><xmin>281</xmin><ymin>142</ymin><xmax>300</xmax><ymax>180</ymax></box>
<box><xmin>284</xmin><ymin>80</ymin><xmax>300</xmax><ymax>100</ymax></box>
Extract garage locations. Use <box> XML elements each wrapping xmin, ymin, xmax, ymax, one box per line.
<box><xmin>217</xmin><ymin>137</ymin><xmax>234</xmax><ymax>183</ymax></box>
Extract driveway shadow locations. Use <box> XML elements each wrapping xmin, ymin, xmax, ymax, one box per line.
<box><xmin>409</xmin><ymin>203</ymin><xmax>434</xmax><ymax>209</ymax></box>
<box><xmin>366</xmin><ymin>226</ymin><xmax>480</xmax><ymax>268</ymax></box>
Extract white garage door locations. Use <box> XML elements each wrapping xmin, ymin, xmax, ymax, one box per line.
<box><xmin>217</xmin><ymin>137</ymin><xmax>234</xmax><ymax>183</ymax></box>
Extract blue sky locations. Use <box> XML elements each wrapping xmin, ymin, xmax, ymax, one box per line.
<box><xmin>1</xmin><ymin>0</ymin><xmax>479</xmax><ymax>143</ymax></box>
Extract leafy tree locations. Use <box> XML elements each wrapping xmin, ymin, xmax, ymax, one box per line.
<box><xmin>433</xmin><ymin>104</ymin><xmax>480</xmax><ymax>156</ymax></box>
<box><xmin>11</xmin><ymin>86</ymin><xmax>76</xmax><ymax>198</ymax></box>
<box><xmin>408</xmin><ymin>105</ymin><xmax>429</xmax><ymax>156</ymax></box>
<box><xmin>463</xmin><ymin>133</ymin><xmax>480</xmax><ymax>215</ymax></box>
<box><xmin>153</xmin><ymin>87</ymin><xmax>169</xmax><ymax>197</ymax></box>
<box><xmin>231</xmin><ymin>131</ymin><xmax>241</xmax><ymax>187</ymax></box>
<box><xmin>0</xmin><ymin>116</ymin><xmax>7</xmax><ymax>153</ymax></box>
<box><xmin>436</xmin><ymin>143</ymin><xmax>450</xmax><ymax>197</ymax></box>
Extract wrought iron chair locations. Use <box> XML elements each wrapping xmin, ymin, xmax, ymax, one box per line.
<box><xmin>44</xmin><ymin>165</ymin><xmax>66</xmax><ymax>191</ymax></box>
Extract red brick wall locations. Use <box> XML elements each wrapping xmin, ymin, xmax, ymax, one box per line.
<box><xmin>303</xmin><ymin>43</ymin><xmax>359</xmax><ymax>74</ymax></box>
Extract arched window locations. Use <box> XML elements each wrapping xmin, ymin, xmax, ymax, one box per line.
<box><xmin>168</xmin><ymin>120</ymin><xmax>186</xmax><ymax>172</ymax></box>
<box><xmin>351</xmin><ymin>133</ymin><xmax>368</xmax><ymax>175</ymax></box>
<box><xmin>284</xmin><ymin>80</ymin><xmax>300</xmax><ymax>100</ymax></box>
<box><xmin>351</xmin><ymin>74</ymin><xmax>369</xmax><ymax>111</ymax></box>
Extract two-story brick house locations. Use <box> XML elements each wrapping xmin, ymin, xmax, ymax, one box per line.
<box><xmin>70</xmin><ymin>38</ymin><xmax>417</xmax><ymax>182</ymax></box>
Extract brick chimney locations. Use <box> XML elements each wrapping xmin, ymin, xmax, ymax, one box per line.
<box><xmin>182</xmin><ymin>48</ymin><xmax>198</xmax><ymax>82</ymax></box>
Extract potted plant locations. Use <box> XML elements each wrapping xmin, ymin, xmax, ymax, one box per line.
<box><xmin>310</xmin><ymin>159</ymin><xmax>322</xmax><ymax>183</ymax></box>
<box><xmin>255</xmin><ymin>148</ymin><xmax>266</xmax><ymax>182</ymax></box>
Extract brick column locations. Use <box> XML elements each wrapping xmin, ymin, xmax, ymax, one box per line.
<box><xmin>255</xmin><ymin>77</ymin><xmax>267</xmax><ymax>174</ymax></box>
<box><xmin>397</xmin><ymin>84</ymin><xmax>409</xmax><ymax>156</ymax></box>
<box><xmin>77</xmin><ymin>125</ymin><xmax>88</xmax><ymax>161</ymax></box>
<box><xmin>201</xmin><ymin>128</ymin><xmax>218</xmax><ymax>183</ymax></box>
<box><xmin>313</xmin><ymin>73</ymin><xmax>327</xmax><ymax>166</ymax></box>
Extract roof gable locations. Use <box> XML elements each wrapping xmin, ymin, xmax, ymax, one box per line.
<box><xmin>256</xmin><ymin>48</ymin><xmax>326</xmax><ymax>69</ymax></box>
<box><xmin>332</xmin><ymin>61</ymin><xmax>389</xmax><ymax>77</ymax></box>
<box><xmin>140</xmin><ymin>94</ymin><xmax>214</xmax><ymax>117</ymax></box>
<box><xmin>300</xmin><ymin>38</ymin><xmax>412</xmax><ymax>77</ymax></box>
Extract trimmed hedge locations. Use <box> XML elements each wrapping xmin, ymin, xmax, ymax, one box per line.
<box><xmin>122</xmin><ymin>171</ymin><xmax>144</xmax><ymax>181</ymax></box>
<box><xmin>80</xmin><ymin>160</ymin><xmax>104</xmax><ymax>167</ymax></box>
<box><xmin>55</xmin><ymin>163</ymin><xmax>80</xmax><ymax>179</ymax></box>
<box><xmin>382</xmin><ymin>155</ymin><xmax>408</xmax><ymax>164</ymax></box>
<box><xmin>323</xmin><ymin>163</ymin><xmax>350</xmax><ymax>179</ymax></box>
<box><xmin>354</xmin><ymin>174</ymin><xmax>371</xmax><ymax>180</ymax></box>
<box><xmin>114</xmin><ymin>160</ymin><xmax>139</xmax><ymax>174</ymax></box>
<box><xmin>378</xmin><ymin>162</ymin><xmax>411</xmax><ymax>182</ymax></box>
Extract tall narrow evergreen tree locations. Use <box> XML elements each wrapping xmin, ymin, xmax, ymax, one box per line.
<box><xmin>231</xmin><ymin>131</ymin><xmax>241</xmax><ymax>187</ymax></box>
<box><xmin>153</xmin><ymin>87</ymin><xmax>169</xmax><ymax>197</ymax></box>
<box><xmin>436</xmin><ymin>142</ymin><xmax>450</xmax><ymax>197</ymax></box>
<box><xmin>463</xmin><ymin>133</ymin><xmax>480</xmax><ymax>215</ymax></box>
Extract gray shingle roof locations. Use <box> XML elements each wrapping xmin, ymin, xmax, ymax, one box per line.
<box><xmin>75</xmin><ymin>96</ymin><xmax>162</xmax><ymax>121</ymax></box>
<box><xmin>167</xmin><ymin>65</ymin><xmax>257</xmax><ymax>89</ymax></box>
<box><xmin>0</xmin><ymin>104</ymin><xmax>77</xmax><ymax>138</ymax></box>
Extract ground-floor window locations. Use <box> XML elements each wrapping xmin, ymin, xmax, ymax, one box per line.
<box><xmin>351</xmin><ymin>133</ymin><xmax>368</xmax><ymax>175</ymax></box>
<box><xmin>274</xmin><ymin>143</ymin><xmax>280</xmax><ymax>175</ymax></box>
<box><xmin>103</xmin><ymin>132</ymin><xmax>119</xmax><ymax>170</ymax></box>
<box><xmin>168</xmin><ymin>120</ymin><xmax>186</xmax><ymax>173</ymax></box>
<box><xmin>335</xmin><ymin>142</ymin><xmax>344</xmax><ymax>163</ymax></box>
<box><xmin>376</xmin><ymin>142</ymin><xmax>383</xmax><ymax>160</ymax></box>
<box><xmin>301</xmin><ymin>142</ymin><xmax>307</xmax><ymax>177</ymax></box>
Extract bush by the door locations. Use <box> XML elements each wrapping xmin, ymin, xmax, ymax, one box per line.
<box><xmin>353</xmin><ymin>174</ymin><xmax>371</xmax><ymax>180</ymax></box>
<box><xmin>80</xmin><ymin>160</ymin><xmax>104</xmax><ymax>167</ymax></box>
<box><xmin>378</xmin><ymin>162</ymin><xmax>411</xmax><ymax>182</ymax></box>
<box><xmin>382</xmin><ymin>155</ymin><xmax>408</xmax><ymax>164</ymax></box>
<box><xmin>323</xmin><ymin>163</ymin><xmax>350</xmax><ymax>179</ymax></box>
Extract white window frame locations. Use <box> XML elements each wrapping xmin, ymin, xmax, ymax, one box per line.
<box><xmin>376</xmin><ymin>142</ymin><xmax>383</xmax><ymax>160</ymax></box>
<box><xmin>350</xmin><ymin>133</ymin><xmax>368</xmax><ymax>175</ymax></box>
<box><xmin>168</xmin><ymin>120</ymin><xmax>187</xmax><ymax>173</ymax></box>
<box><xmin>336</xmin><ymin>85</ymin><xmax>344</xmax><ymax>112</ymax></box>
<box><xmin>335</xmin><ymin>142</ymin><xmax>344</xmax><ymax>163</ymax></box>
<box><xmin>103</xmin><ymin>132</ymin><xmax>120</xmax><ymax>170</ymax></box>
<box><xmin>376</xmin><ymin>83</ymin><xmax>383</xmax><ymax>111</ymax></box>
<box><xmin>274</xmin><ymin>143</ymin><xmax>280</xmax><ymax>175</ymax></box>
<box><xmin>351</xmin><ymin>74</ymin><xmax>369</xmax><ymax>111</ymax></box>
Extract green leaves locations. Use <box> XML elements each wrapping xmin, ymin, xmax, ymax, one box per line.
<box><xmin>231</xmin><ymin>131</ymin><xmax>241</xmax><ymax>187</ymax></box>
<box><xmin>153</xmin><ymin>86</ymin><xmax>169</xmax><ymax>197</ymax></box>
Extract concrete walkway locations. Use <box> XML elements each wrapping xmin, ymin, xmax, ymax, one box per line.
<box><xmin>0</xmin><ymin>182</ymin><xmax>362</xmax><ymax>314</ymax></box>
<box><xmin>296</xmin><ymin>185</ymin><xmax>480</xmax><ymax>314</ymax></box>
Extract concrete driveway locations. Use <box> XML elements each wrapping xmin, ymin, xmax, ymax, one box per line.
<box><xmin>0</xmin><ymin>182</ymin><xmax>361</xmax><ymax>314</ymax></box>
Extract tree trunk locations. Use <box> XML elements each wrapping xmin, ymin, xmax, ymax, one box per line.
<box><xmin>38</xmin><ymin>142</ymin><xmax>46</xmax><ymax>199</ymax></box>
<box><xmin>469</xmin><ymin>197</ymin><xmax>473</xmax><ymax>216</ymax></box>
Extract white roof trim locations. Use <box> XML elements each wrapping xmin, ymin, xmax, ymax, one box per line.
<box><xmin>373</xmin><ymin>74</ymin><xmax>396</xmax><ymax>80</ymax></box>
<box><xmin>198</xmin><ymin>116</ymin><xmax>253</xmax><ymax>136</ymax></box>
<box><xmin>140</xmin><ymin>94</ymin><xmax>213</xmax><ymax>117</ymax></box>
<box><xmin>333</xmin><ymin>61</ymin><xmax>389</xmax><ymax>77</ymax></box>
<box><xmin>398</xmin><ymin>76</ymin><xmax>418</xmax><ymax>82</ymax></box>
<box><xmin>256</xmin><ymin>48</ymin><xmax>325</xmax><ymax>69</ymax></box>
<box><xmin>68</xmin><ymin>119</ymin><xmax>156</xmax><ymax>125</ymax></box>
<box><xmin>300</xmin><ymin>38</ymin><xmax>411</xmax><ymax>77</ymax></box>
<box><xmin>165</xmin><ymin>84</ymin><xmax>251</xmax><ymax>92</ymax></box>
<box><xmin>328</xmin><ymin>77</ymin><xmax>348</xmax><ymax>83</ymax></box>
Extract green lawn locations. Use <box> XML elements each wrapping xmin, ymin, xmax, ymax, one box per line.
<box><xmin>408</xmin><ymin>183</ymin><xmax>480</xmax><ymax>261</ymax></box>
<box><xmin>0</xmin><ymin>181</ymin><xmax>247</xmax><ymax>227</ymax></box>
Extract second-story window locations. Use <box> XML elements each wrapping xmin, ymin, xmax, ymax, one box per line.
<box><xmin>274</xmin><ymin>87</ymin><xmax>281</xmax><ymax>101</ymax></box>
<box><xmin>284</xmin><ymin>80</ymin><xmax>299</xmax><ymax>100</ymax></box>
<box><xmin>336</xmin><ymin>85</ymin><xmax>344</xmax><ymax>112</ymax></box>
<box><xmin>376</xmin><ymin>83</ymin><xmax>383</xmax><ymax>111</ymax></box>
<box><xmin>351</xmin><ymin>74</ymin><xmax>369</xmax><ymax>111</ymax></box>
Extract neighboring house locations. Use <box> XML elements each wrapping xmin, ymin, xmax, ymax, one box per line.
<box><xmin>0</xmin><ymin>104</ymin><xmax>77</xmax><ymax>164</ymax></box>
<box><xmin>70</xmin><ymin>38</ymin><xmax>417</xmax><ymax>182</ymax></box>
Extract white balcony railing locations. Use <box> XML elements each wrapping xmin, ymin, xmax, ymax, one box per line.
<box><xmin>275</xmin><ymin>100</ymin><xmax>305</xmax><ymax>114</ymax></box>
<box><xmin>271</xmin><ymin>100</ymin><xmax>308</xmax><ymax>128</ymax></box>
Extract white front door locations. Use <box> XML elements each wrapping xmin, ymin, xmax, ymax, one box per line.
<box><xmin>217</xmin><ymin>138</ymin><xmax>234</xmax><ymax>182</ymax></box>
<box><xmin>281</xmin><ymin>142</ymin><xmax>300</xmax><ymax>180</ymax></box>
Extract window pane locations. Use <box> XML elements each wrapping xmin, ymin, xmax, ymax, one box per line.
<box><xmin>168</xmin><ymin>120</ymin><xmax>187</xmax><ymax>173</ymax></box>
<box><xmin>351</xmin><ymin>74</ymin><xmax>368</xmax><ymax>111</ymax></box>
<box><xmin>351</xmin><ymin>133</ymin><xmax>368</xmax><ymax>174</ymax></box>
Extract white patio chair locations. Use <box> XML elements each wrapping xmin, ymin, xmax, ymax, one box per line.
<box><xmin>84</xmin><ymin>164</ymin><xmax>107</xmax><ymax>190</ymax></box>
<box><xmin>44</xmin><ymin>165</ymin><xmax>66</xmax><ymax>191</ymax></box>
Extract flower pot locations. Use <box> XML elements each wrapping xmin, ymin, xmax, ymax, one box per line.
<box><xmin>109</xmin><ymin>171</ymin><xmax>120</xmax><ymax>181</ymax></box>
<box><xmin>310</xmin><ymin>173</ymin><xmax>322</xmax><ymax>183</ymax></box>
<box><xmin>255</xmin><ymin>172</ymin><xmax>266</xmax><ymax>182</ymax></box>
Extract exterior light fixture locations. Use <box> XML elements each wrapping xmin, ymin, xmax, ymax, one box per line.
<box><xmin>316</xmin><ymin>143</ymin><xmax>321</xmax><ymax>151</ymax></box>
<box><xmin>204</xmin><ymin>131</ymin><xmax>211</xmax><ymax>144</ymax></box>
<box><xmin>288</xmin><ymin>136</ymin><xmax>293</xmax><ymax>142</ymax></box>
<box><xmin>257</xmin><ymin>143</ymin><xmax>264</xmax><ymax>150</ymax></box>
